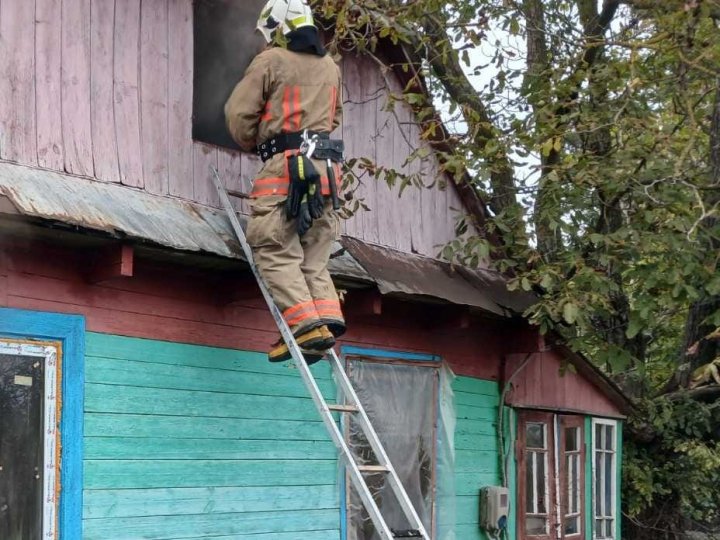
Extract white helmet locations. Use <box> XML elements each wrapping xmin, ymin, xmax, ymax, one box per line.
<box><xmin>257</xmin><ymin>0</ymin><xmax>316</xmax><ymax>44</ymax></box>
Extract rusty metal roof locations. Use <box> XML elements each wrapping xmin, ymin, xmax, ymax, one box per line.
<box><xmin>0</xmin><ymin>161</ymin><xmax>533</xmax><ymax>317</ymax></box>
<box><xmin>340</xmin><ymin>237</ymin><xmax>535</xmax><ymax>317</ymax></box>
<box><xmin>0</xmin><ymin>162</ymin><xmax>239</xmax><ymax>257</ymax></box>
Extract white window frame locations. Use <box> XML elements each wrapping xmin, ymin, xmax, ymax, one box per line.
<box><xmin>563</xmin><ymin>424</ymin><xmax>583</xmax><ymax>537</ymax></box>
<box><xmin>0</xmin><ymin>340</ymin><xmax>59</xmax><ymax>540</ymax></box>
<box><xmin>592</xmin><ymin>418</ymin><xmax>618</xmax><ymax>540</ymax></box>
<box><xmin>526</xmin><ymin>421</ymin><xmax>551</xmax><ymax>536</ymax></box>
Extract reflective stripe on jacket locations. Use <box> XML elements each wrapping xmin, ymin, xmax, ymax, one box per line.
<box><xmin>224</xmin><ymin>47</ymin><xmax>343</xmax><ymax>198</ymax></box>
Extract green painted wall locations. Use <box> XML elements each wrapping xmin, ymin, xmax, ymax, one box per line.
<box><xmin>83</xmin><ymin>333</ymin><xmax>340</xmax><ymax>540</ymax></box>
<box><xmin>452</xmin><ymin>376</ymin><xmax>509</xmax><ymax>540</ymax></box>
<box><xmin>82</xmin><ymin>333</ymin><xmax>510</xmax><ymax>540</ymax></box>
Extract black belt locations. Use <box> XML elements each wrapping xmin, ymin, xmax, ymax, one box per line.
<box><xmin>257</xmin><ymin>131</ymin><xmax>328</xmax><ymax>162</ymax></box>
<box><xmin>257</xmin><ymin>131</ymin><xmax>344</xmax><ymax>163</ymax></box>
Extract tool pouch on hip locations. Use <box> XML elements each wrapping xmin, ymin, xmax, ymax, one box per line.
<box><xmin>312</xmin><ymin>139</ymin><xmax>345</xmax><ymax>163</ymax></box>
<box><xmin>285</xmin><ymin>154</ymin><xmax>324</xmax><ymax>233</ymax></box>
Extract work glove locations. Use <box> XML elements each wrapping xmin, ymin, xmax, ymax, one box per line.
<box><xmin>286</xmin><ymin>153</ymin><xmax>324</xmax><ymax>236</ymax></box>
<box><xmin>307</xmin><ymin>176</ymin><xmax>324</xmax><ymax>220</ymax></box>
<box><xmin>286</xmin><ymin>154</ymin><xmax>308</xmax><ymax>220</ymax></box>
<box><xmin>297</xmin><ymin>195</ymin><xmax>314</xmax><ymax>236</ymax></box>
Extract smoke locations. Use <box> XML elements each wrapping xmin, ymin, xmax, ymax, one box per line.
<box><xmin>193</xmin><ymin>0</ymin><xmax>267</xmax><ymax>149</ymax></box>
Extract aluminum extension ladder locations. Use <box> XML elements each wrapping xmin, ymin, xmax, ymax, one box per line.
<box><xmin>211</xmin><ymin>168</ymin><xmax>429</xmax><ymax>540</ymax></box>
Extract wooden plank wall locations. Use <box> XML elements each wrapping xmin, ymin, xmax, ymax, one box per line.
<box><xmin>505</xmin><ymin>352</ymin><xmax>621</xmax><ymax>418</ymax></box>
<box><xmin>0</xmin><ymin>241</ymin><xmax>627</xmax><ymax>540</ymax></box>
<box><xmin>82</xmin><ymin>333</ymin><xmax>340</xmax><ymax>540</ymax></box>
<box><xmin>452</xmin><ymin>377</ymin><xmax>505</xmax><ymax>540</ymax></box>
<box><xmin>0</xmin><ymin>0</ymin><xmax>469</xmax><ymax>257</ymax></box>
<box><xmin>342</xmin><ymin>53</ymin><xmax>472</xmax><ymax>257</ymax></box>
<box><xmin>0</xmin><ymin>238</ymin><xmax>505</xmax><ymax>378</ymax></box>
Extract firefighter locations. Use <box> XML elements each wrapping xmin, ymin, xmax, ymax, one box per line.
<box><xmin>225</xmin><ymin>0</ymin><xmax>345</xmax><ymax>364</ymax></box>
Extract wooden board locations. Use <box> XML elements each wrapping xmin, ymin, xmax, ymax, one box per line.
<box><xmin>218</xmin><ymin>147</ymin><xmax>245</xmax><ymax>213</ymax></box>
<box><xmin>82</xmin><ymin>508</ymin><xmax>339</xmax><ymax>539</ymax></box>
<box><xmin>84</xmin><ymin>357</ymin><xmax>335</xmax><ymax>400</ymax></box>
<box><xmin>342</xmin><ymin>54</ymin><xmax>378</xmax><ymax>242</ymax></box>
<box><xmin>0</xmin><ymin>0</ymin><xmax>37</xmax><ymax>166</ymax></box>
<box><xmin>84</xmin><ymin>436</ymin><xmax>336</xmax><ymax>461</ymax></box>
<box><xmin>167</xmin><ymin>0</ymin><xmax>195</xmax><ymax>199</ymax></box>
<box><xmin>90</xmin><ymin>0</ymin><xmax>121</xmax><ymax>183</ymax></box>
<box><xmin>35</xmin><ymin>0</ymin><xmax>64</xmax><ymax>169</ymax></box>
<box><xmin>61</xmin><ymin>0</ymin><xmax>94</xmax><ymax>176</ymax></box>
<box><xmin>192</xmin><ymin>142</ymin><xmax>219</xmax><ymax>206</ymax></box>
<box><xmin>113</xmin><ymin>0</ymin><xmax>144</xmax><ymax>187</ymax></box>
<box><xmin>140</xmin><ymin>0</ymin><xmax>170</xmax><ymax>195</ymax></box>
<box><xmin>83</xmin><ymin>485</ymin><xmax>338</xmax><ymax>518</ymax></box>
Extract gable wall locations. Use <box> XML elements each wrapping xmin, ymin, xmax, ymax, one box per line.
<box><xmin>505</xmin><ymin>351</ymin><xmax>623</xmax><ymax>418</ymax></box>
<box><xmin>0</xmin><ymin>0</ymin><xmax>474</xmax><ymax>258</ymax></box>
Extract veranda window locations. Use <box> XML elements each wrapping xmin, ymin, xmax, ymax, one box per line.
<box><xmin>560</xmin><ymin>417</ymin><xmax>584</xmax><ymax>538</ymax></box>
<box><xmin>593</xmin><ymin>419</ymin><xmax>617</xmax><ymax>539</ymax></box>
<box><xmin>525</xmin><ymin>421</ymin><xmax>551</xmax><ymax>536</ymax></box>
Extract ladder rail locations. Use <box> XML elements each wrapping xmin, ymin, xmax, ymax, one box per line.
<box><xmin>328</xmin><ymin>349</ymin><xmax>430</xmax><ymax>538</ymax></box>
<box><xmin>211</xmin><ymin>167</ymin><xmax>429</xmax><ymax>539</ymax></box>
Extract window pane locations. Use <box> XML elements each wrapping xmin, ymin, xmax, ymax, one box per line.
<box><xmin>565</xmin><ymin>426</ymin><xmax>578</xmax><ymax>451</ymax></box>
<box><xmin>605</xmin><ymin>519</ymin><xmax>614</xmax><ymax>537</ymax></box>
<box><xmin>537</xmin><ymin>452</ymin><xmax>546</xmax><ymax>513</ymax></box>
<box><xmin>565</xmin><ymin>516</ymin><xmax>579</xmax><ymax>535</ymax></box>
<box><xmin>527</xmin><ymin>516</ymin><xmax>547</xmax><ymax>536</ymax></box>
<box><xmin>596</xmin><ymin>424</ymin><xmax>602</xmax><ymax>447</ymax></box>
<box><xmin>604</xmin><ymin>453</ymin><xmax>613</xmax><ymax>513</ymax></box>
<box><xmin>595</xmin><ymin>453</ymin><xmax>602</xmax><ymax>515</ymax></box>
<box><xmin>568</xmin><ymin>455</ymin><xmax>577</xmax><ymax>514</ymax></box>
<box><xmin>606</xmin><ymin>425</ymin><xmax>615</xmax><ymax>450</ymax></box>
<box><xmin>573</xmin><ymin>455</ymin><xmax>580</xmax><ymax>513</ymax></box>
<box><xmin>595</xmin><ymin>518</ymin><xmax>603</xmax><ymax>537</ymax></box>
<box><xmin>527</xmin><ymin>423</ymin><xmax>545</xmax><ymax>448</ymax></box>
<box><xmin>526</xmin><ymin>451</ymin><xmax>535</xmax><ymax>513</ymax></box>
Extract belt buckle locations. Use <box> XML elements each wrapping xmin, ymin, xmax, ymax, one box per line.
<box><xmin>299</xmin><ymin>129</ymin><xmax>318</xmax><ymax>159</ymax></box>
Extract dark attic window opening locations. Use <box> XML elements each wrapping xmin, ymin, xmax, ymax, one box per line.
<box><xmin>192</xmin><ymin>0</ymin><xmax>267</xmax><ymax>150</ymax></box>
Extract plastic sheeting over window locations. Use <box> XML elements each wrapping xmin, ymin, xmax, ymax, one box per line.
<box><xmin>345</xmin><ymin>359</ymin><xmax>456</xmax><ymax>540</ymax></box>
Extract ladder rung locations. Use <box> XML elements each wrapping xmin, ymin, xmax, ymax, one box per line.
<box><xmin>358</xmin><ymin>465</ymin><xmax>390</xmax><ymax>473</ymax></box>
<box><xmin>328</xmin><ymin>404</ymin><xmax>359</xmax><ymax>413</ymax></box>
<box><xmin>392</xmin><ymin>530</ymin><xmax>423</xmax><ymax>538</ymax></box>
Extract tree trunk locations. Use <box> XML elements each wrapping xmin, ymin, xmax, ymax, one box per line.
<box><xmin>678</xmin><ymin>78</ymin><xmax>720</xmax><ymax>384</ymax></box>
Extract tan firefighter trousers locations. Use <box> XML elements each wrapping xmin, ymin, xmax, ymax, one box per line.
<box><xmin>246</xmin><ymin>195</ymin><xmax>345</xmax><ymax>336</ymax></box>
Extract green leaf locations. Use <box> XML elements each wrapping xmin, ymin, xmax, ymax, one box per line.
<box><xmin>562</xmin><ymin>302</ymin><xmax>579</xmax><ymax>324</ymax></box>
<box><xmin>626</xmin><ymin>317</ymin><xmax>643</xmax><ymax>339</ymax></box>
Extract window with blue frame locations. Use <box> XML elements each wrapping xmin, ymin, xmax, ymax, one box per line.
<box><xmin>0</xmin><ymin>307</ymin><xmax>84</xmax><ymax>540</ymax></box>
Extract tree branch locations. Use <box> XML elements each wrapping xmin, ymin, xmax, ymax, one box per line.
<box><xmin>622</xmin><ymin>0</ymin><xmax>720</xmax><ymax>20</ymax></box>
<box><xmin>420</xmin><ymin>15</ymin><xmax>523</xmax><ymax>228</ymax></box>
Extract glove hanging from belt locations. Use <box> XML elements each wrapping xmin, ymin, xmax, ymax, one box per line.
<box><xmin>286</xmin><ymin>153</ymin><xmax>324</xmax><ymax>236</ymax></box>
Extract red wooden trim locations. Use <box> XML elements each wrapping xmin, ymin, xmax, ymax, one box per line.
<box><xmin>559</xmin><ymin>415</ymin><xmax>585</xmax><ymax>540</ymax></box>
<box><xmin>218</xmin><ymin>273</ymin><xmax>261</xmax><ymax>305</ymax></box>
<box><xmin>517</xmin><ymin>411</ymin><xmax>557</xmax><ymax>540</ymax></box>
<box><xmin>88</xmin><ymin>244</ymin><xmax>134</xmax><ymax>284</ymax></box>
<box><xmin>346</xmin><ymin>288</ymin><xmax>382</xmax><ymax>317</ymax></box>
<box><xmin>443</xmin><ymin>306</ymin><xmax>471</xmax><ymax>330</ymax></box>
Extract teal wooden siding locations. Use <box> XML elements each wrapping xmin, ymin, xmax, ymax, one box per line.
<box><xmin>453</xmin><ymin>376</ymin><xmax>512</xmax><ymax>540</ymax></box>
<box><xmin>83</xmin><ymin>333</ymin><xmax>340</xmax><ymax>540</ymax></box>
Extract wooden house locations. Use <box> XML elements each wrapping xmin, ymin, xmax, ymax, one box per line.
<box><xmin>0</xmin><ymin>1</ymin><xmax>632</xmax><ymax>539</ymax></box>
